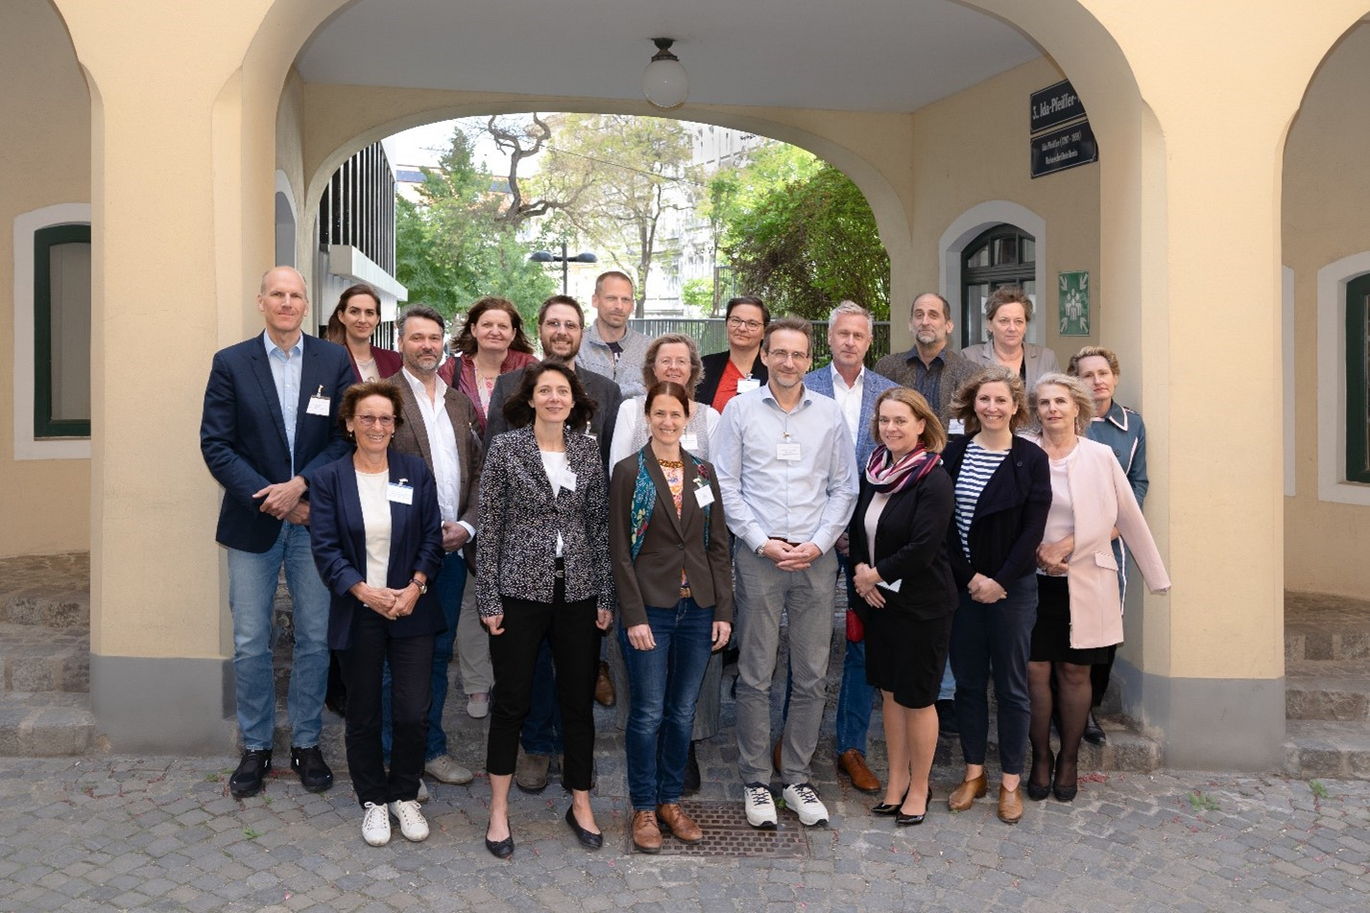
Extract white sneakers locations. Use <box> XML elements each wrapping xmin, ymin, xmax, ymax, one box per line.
<box><xmin>361</xmin><ymin>802</ymin><xmax>391</xmax><ymax>846</ymax></box>
<box><xmin>782</xmin><ymin>783</ymin><xmax>830</xmax><ymax>827</ymax></box>
<box><xmin>388</xmin><ymin>800</ymin><xmax>430</xmax><ymax>842</ymax></box>
<box><xmin>361</xmin><ymin>799</ymin><xmax>429</xmax><ymax>846</ymax></box>
<box><xmin>424</xmin><ymin>755</ymin><xmax>474</xmax><ymax>785</ymax></box>
<box><xmin>743</xmin><ymin>783</ymin><xmax>778</xmax><ymax>829</ymax></box>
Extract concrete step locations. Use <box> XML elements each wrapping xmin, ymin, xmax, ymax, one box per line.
<box><xmin>1286</xmin><ymin>660</ymin><xmax>1370</xmax><ymax>721</ymax></box>
<box><xmin>1284</xmin><ymin>720</ymin><xmax>1370</xmax><ymax>779</ymax></box>
<box><xmin>0</xmin><ymin>691</ymin><xmax>94</xmax><ymax>756</ymax></box>
<box><xmin>1285</xmin><ymin>591</ymin><xmax>1370</xmax><ymax>663</ymax></box>
<box><xmin>0</xmin><ymin>622</ymin><xmax>88</xmax><ymax>693</ymax></box>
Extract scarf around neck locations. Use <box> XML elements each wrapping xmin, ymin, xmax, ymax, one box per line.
<box><xmin>864</xmin><ymin>444</ymin><xmax>940</xmax><ymax>495</ymax></box>
<box><xmin>630</xmin><ymin>448</ymin><xmax>711</xmax><ymax>560</ymax></box>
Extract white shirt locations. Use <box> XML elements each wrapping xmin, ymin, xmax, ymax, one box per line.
<box><xmin>540</xmin><ymin>450</ymin><xmax>569</xmax><ymax>557</ymax></box>
<box><xmin>400</xmin><ymin>368</ymin><xmax>473</xmax><ymax>537</ymax></box>
<box><xmin>355</xmin><ymin>469</ymin><xmax>392</xmax><ymax>588</ymax></box>
<box><xmin>830</xmin><ymin>364</ymin><xmax>864</xmax><ymax>445</ymax></box>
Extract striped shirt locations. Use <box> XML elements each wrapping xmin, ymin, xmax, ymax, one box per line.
<box><xmin>953</xmin><ymin>441</ymin><xmax>1009</xmax><ymax>562</ymax></box>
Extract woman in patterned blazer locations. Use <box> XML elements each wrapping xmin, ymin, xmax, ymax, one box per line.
<box><xmin>477</xmin><ymin>361</ymin><xmax>615</xmax><ymax>859</ymax></box>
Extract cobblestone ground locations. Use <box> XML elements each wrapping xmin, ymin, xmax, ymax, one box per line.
<box><xmin>1</xmin><ymin>748</ymin><xmax>1367</xmax><ymax>912</ymax></box>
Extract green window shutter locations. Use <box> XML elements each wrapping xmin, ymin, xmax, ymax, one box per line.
<box><xmin>1345</xmin><ymin>274</ymin><xmax>1370</xmax><ymax>483</ymax></box>
<box><xmin>33</xmin><ymin>223</ymin><xmax>92</xmax><ymax>439</ymax></box>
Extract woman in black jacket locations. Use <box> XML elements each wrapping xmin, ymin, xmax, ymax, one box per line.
<box><xmin>940</xmin><ymin>366</ymin><xmax>1050</xmax><ymax>825</ymax></box>
<box><xmin>848</xmin><ymin>388</ymin><xmax>956</xmax><ymax>827</ymax></box>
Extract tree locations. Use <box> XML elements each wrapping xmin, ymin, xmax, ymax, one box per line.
<box><xmin>533</xmin><ymin>114</ymin><xmax>697</xmax><ymax>315</ymax></box>
<box><xmin>712</xmin><ymin>150</ymin><xmax>889</xmax><ymax>320</ymax></box>
<box><xmin>394</xmin><ymin>126</ymin><xmax>555</xmax><ymax>325</ymax></box>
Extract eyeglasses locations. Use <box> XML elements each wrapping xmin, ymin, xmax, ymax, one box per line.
<box><xmin>355</xmin><ymin>415</ymin><xmax>395</xmax><ymax>428</ymax></box>
<box><xmin>727</xmin><ymin>317</ymin><xmax>763</xmax><ymax>331</ymax></box>
<box><xmin>766</xmin><ymin>349</ymin><xmax>810</xmax><ymax>363</ymax></box>
<box><xmin>542</xmin><ymin>319</ymin><xmax>581</xmax><ymax>331</ymax></box>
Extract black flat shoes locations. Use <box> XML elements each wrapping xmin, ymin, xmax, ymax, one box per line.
<box><xmin>565</xmin><ymin>806</ymin><xmax>603</xmax><ymax>850</ymax></box>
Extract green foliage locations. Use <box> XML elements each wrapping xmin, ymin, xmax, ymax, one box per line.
<box><xmin>1188</xmin><ymin>790</ymin><xmax>1219</xmax><ymax>812</ymax></box>
<box><xmin>714</xmin><ymin>150</ymin><xmax>889</xmax><ymax>321</ymax></box>
<box><xmin>679</xmin><ymin>277</ymin><xmax>713</xmax><ymax>315</ymax></box>
<box><xmin>395</xmin><ymin>127</ymin><xmax>555</xmax><ymax>328</ymax></box>
<box><xmin>533</xmin><ymin>114</ymin><xmax>697</xmax><ymax>312</ymax></box>
<box><xmin>1310</xmin><ymin>779</ymin><xmax>1329</xmax><ymax>799</ymax></box>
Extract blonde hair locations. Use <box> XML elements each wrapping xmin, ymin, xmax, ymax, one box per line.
<box><xmin>869</xmin><ymin>387</ymin><xmax>947</xmax><ymax>453</ymax></box>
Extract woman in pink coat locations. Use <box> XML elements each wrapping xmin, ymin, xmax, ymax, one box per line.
<box><xmin>1025</xmin><ymin>373</ymin><xmax>1169</xmax><ymax>802</ymax></box>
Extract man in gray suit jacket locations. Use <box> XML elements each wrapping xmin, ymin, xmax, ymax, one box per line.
<box><xmin>872</xmin><ymin>292</ymin><xmax>978</xmax><ymax>430</ymax></box>
<box><xmin>385</xmin><ymin>304</ymin><xmax>485</xmax><ymax>788</ymax></box>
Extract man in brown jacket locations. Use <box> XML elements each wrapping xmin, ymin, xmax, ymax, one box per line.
<box><xmin>385</xmin><ymin>304</ymin><xmax>484</xmax><ymax>789</ymax></box>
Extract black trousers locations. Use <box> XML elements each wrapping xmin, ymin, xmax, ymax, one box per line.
<box><xmin>338</xmin><ymin>610</ymin><xmax>434</xmax><ymax>808</ymax></box>
<box><xmin>486</xmin><ymin>575</ymin><xmax>600</xmax><ymax>791</ymax></box>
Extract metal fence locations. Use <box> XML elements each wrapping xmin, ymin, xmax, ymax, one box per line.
<box><xmin>626</xmin><ymin>317</ymin><xmax>892</xmax><ymax>369</ymax></box>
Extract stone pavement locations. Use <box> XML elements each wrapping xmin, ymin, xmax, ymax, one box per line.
<box><xmin>1</xmin><ymin>747</ymin><xmax>1367</xmax><ymax>912</ymax></box>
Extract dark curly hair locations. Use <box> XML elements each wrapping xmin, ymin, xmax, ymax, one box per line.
<box><xmin>502</xmin><ymin>361</ymin><xmax>596</xmax><ymax>431</ymax></box>
<box><xmin>450</xmin><ymin>296</ymin><xmax>535</xmax><ymax>358</ymax></box>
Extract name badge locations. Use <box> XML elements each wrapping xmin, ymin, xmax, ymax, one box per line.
<box><xmin>387</xmin><ymin>479</ymin><xmax>413</xmax><ymax>505</ymax></box>
<box><xmin>777</xmin><ymin>441</ymin><xmax>802</xmax><ymax>462</ymax></box>
<box><xmin>947</xmin><ymin>418</ymin><xmax>966</xmax><ymax>435</ymax></box>
<box><xmin>693</xmin><ymin>477</ymin><xmax>715</xmax><ymax>508</ymax></box>
<box><xmin>560</xmin><ymin>470</ymin><xmax>577</xmax><ymax>494</ymax></box>
<box><xmin>736</xmin><ymin>377</ymin><xmax>761</xmax><ymax>394</ymax></box>
<box><xmin>306</xmin><ymin>386</ymin><xmax>331</xmax><ymax>417</ymax></box>
<box><xmin>680</xmin><ymin>433</ymin><xmax>699</xmax><ymax>451</ymax></box>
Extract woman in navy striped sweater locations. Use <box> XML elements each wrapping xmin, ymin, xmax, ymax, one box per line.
<box><xmin>940</xmin><ymin>366</ymin><xmax>1051</xmax><ymax>825</ymax></box>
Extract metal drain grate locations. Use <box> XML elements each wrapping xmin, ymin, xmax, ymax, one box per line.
<box><xmin>629</xmin><ymin>800</ymin><xmax>811</xmax><ymax>858</ymax></box>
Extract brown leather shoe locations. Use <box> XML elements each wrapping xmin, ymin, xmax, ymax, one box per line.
<box><xmin>772</xmin><ymin>738</ymin><xmax>783</xmax><ymax>775</ymax></box>
<box><xmin>594</xmin><ymin>661</ymin><xmax>615</xmax><ymax>707</ymax></box>
<box><xmin>656</xmin><ymin>802</ymin><xmax>704</xmax><ymax>843</ymax></box>
<box><xmin>836</xmin><ymin>749</ymin><xmax>881</xmax><ymax>794</ymax></box>
<box><xmin>631</xmin><ymin>809</ymin><xmax>661</xmax><ymax>854</ymax></box>
<box><xmin>997</xmin><ymin>784</ymin><xmax>1024</xmax><ymax>824</ymax></box>
<box><xmin>947</xmin><ymin>772</ymin><xmax>988</xmax><ymax>811</ymax></box>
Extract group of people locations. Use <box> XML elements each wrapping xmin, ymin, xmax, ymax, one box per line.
<box><xmin>201</xmin><ymin>267</ymin><xmax>1169</xmax><ymax>855</ymax></box>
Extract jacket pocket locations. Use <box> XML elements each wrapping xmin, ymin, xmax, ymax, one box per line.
<box><xmin>1093</xmin><ymin>551</ymin><xmax>1119</xmax><ymax>571</ymax></box>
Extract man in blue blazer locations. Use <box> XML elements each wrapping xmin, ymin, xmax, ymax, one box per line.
<box><xmin>802</xmin><ymin>301</ymin><xmax>899</xmax><ymax>796</ymax></box>
<box><xmin>200</xmin><ymin>266</ymin><xmax>354</xmax><ymax>798</ymax></box>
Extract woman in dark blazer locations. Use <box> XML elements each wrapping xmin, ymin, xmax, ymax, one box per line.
<box><xmin>477</xmin><ymin>361</ymin><xmax>614</xmax><ymax>859</ymax></box>
<box><xmin>609</xmin><ymin>381</ymin><xmax>733</xmax><ymax>854</ymax></box>
<box><xmin>309</xmin><ymin>381</ymin><xmax>444</xmax><ymax>848</ymax></box>
<box><xmin>848</xmin><ymin>388</ymin><xmax>956</xmax><ymax>828</ymax></box>
<box><xmin>696</xmin><ymin>295</ymin><xmax>770</xmax><ymax>412</ymax></box>
<box><xmin>940</xmin><ymin>366</ymin><xmax>1051</xmax><ymax>825</ymax></box>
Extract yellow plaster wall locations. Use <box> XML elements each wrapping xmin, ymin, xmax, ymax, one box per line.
<box><xmin>907</xmin><ymin>57</ymin><xmax>1101</xmax><ymax>374</ymax></box>
<box><xmin>1282</xmin><ymin>21</ymin><xmax>1370</xmax><ymax>599</ymax></box>
<box><xmin>0</xmin><ymin>1</ymin><xmax>92</xmax><ymax>557</ymax></box>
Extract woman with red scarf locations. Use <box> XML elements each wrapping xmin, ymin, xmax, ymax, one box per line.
<box><xmin>848</xmin><ymin>388</ymin><xmax>957</xmax><ymax>828</ymax></box>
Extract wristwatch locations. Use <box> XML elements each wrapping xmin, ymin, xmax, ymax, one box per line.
<box><xmin>755</xmin><ymin>542</ymin><xmax>768</xmax><ymax>557</ymax></box>
<box><xmin>408</xmin><ymin>577</ymin><xmax>428</xmax><ymax>595</ymax></box>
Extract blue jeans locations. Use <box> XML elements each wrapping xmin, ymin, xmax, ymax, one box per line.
<box><xmin>519</xmin><ymin>638</ymin><xmax>564</xmax><ymax>755</ymax></box>
<box><xmin>619</xmin><ymin>598</ymin><xmax>714</xmax><ymax>809</ymax></box>
<box><xmin>382</xmin><ymin>550</ymin><xmax>465</xmax><ymax>762</ymax></box>
<box><xmin>226</xmin><ymin>522</ymin><xmax>330</xmax><ymax>750</ymax></box>
<box><xmin>834</xmin><ymin>553</ymin><xmax>874</xmax><ymax>756</ymax></box>
<box><xmin>938</xmin><ymin>656</ymin><xmax>956</xmax><ymax>702</ymax></box>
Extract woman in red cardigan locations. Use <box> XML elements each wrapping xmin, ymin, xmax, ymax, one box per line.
<box><xmin>439</xmin><ymin>296</ymin><xmax>537</xmax><ymax>435</ymax></box>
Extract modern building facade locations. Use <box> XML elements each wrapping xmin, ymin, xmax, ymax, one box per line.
<box><xmin>2</xmin><ymin>0</ymin><xmax>1368</xmax><ymax>771</ymax></box>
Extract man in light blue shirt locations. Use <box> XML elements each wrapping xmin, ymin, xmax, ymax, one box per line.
<box><xmin>713</xmin><ymin>316</ymin><xmax>858</xmax><ymax>830</ymax></box>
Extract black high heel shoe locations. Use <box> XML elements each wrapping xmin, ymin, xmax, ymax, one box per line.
<box><xmin>871</xmin><ymin>788</ymin><xmax>909</xmax><ymax>816</ymax></box>
<box><xmin>1027</xmin><ymin>749</ymin><xmax>1054</xmax><ymax>802</ymax></box>
<box><xmin>896</xmin><ymin>789</ymin><xmax>933</xmax><ymax>827</ymax></box>
<box><xmin>484</xmin><ymin>820</ymin><xmax>514</xmax><ymax>859</ymax></box>
<box><xmin>565</xmin><ymin>805</ymin><xmax>603</xmax><ymax>849</ymax></box>
<box><xmin>1053</xmin><ymin>757</ymin><xmax>1078</xmax><ymax>802</ymax></box>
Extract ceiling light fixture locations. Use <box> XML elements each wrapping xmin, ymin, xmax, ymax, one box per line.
<box><xmin>642</xmin><ymin>38</ymin><xmax>688</xmax><ymax>109</ymax></box>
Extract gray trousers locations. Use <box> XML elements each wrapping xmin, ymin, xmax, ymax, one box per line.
<box><xmin>456</xmin><ymin>578</ymin><xmax>494</xmax><ymax>695</ymax></box>
<box><xmin>734</xmin><ymin>547</ymin><xmax>837</xmax><ymax>786</ymax></box>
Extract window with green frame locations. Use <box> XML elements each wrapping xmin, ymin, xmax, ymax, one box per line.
<box><xmin>1347</xmin><ymin>275</ymin><xmax>1370</xmax><ymax>483</ymax></box>
<box><xmin>33</xmin><ymin>223</ymin><xmax>91</xmax><ymax>439</ymax></box>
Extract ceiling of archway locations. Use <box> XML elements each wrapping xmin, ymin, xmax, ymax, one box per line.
<box><xmin>295</xmin><ymin>0</ymin><xmax>1043</xmax><ymax>112</ymax></box>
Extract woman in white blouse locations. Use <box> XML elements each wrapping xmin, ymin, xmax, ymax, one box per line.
<box><xmin>309</xmin><ymin>382</ymin><xmax>444</xmax><ymax>848</ymax></box>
